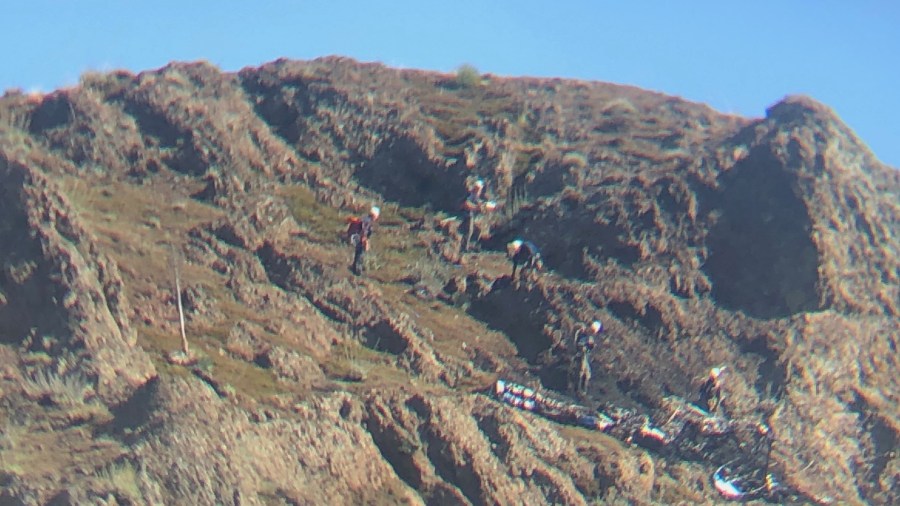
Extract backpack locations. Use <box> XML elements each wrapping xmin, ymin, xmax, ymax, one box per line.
<box><xmin>464</xmin><ymin>189</ymin><xmax>488</xmax><ymax>211</ymax></box>
<box><xmin>346</xmin><ymin>217</ymin><xmax>363</xmax><ymax>244</ymax></box>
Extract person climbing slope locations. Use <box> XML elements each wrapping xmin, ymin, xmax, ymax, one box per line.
<box><xmin>347</xmin><ymin>205</ymin><xmax>380</xmax><ymax>275</ymax></box>
<box><xmin>570</xmin><ymin>320</ymin><xmax>604</xmax><ymax>397</ymax></box>
<box><xmin>507</xmin><ymin>239</ymin><xmax>543</xmax><ymax>281</ymax></box>
<box><xmin>697</xmin><ymin>366</ymin><xmax>726</xmax><ymax>414</ymax></box>
<box><xmin>459</xmin><ymin>179</ymin><xmax>497</xmax><ymax>254</ymax></box>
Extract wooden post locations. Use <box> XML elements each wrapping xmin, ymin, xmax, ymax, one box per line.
<box><xmin>167</xmin><ymin>245</ymin><xmax>195</xmax><ymax>365</ymax></box>
<box><xmin>173</xmin><ymin>252</ymin><xmax>189</xmax><ymax>356</ymax></box>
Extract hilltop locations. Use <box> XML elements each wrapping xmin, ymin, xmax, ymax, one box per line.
<box><xmin>0</xmin><ymin>57</ymin><xmax>897</xmax><ymax>505</ymax></box>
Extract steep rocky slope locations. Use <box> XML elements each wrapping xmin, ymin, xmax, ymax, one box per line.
<box><xmin>0</xmin><ymin>57</ymin><xmax>897</xmax><ymax>505</ymax></box>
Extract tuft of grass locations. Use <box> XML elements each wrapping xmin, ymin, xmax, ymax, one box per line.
<box><xmin>19</xmin><ymin>368</ymin><xmax>112</xmax><ymax>425</ymax></box>
<box><xmin>321</xmin><ymin>340</ymin><xmax>374</xmax><ymax>383</ymax></box>
<box><xmin>95</xmin><ymin>460</ymin><xmax>141</xmax><ymax>500</ymax></box>
<box><xmin>21</xmin><ymin>369</ymin><xmax>93</xmax><ymax>407</ymax></box>
<box><xmin>561</xmin><ymin>151</ymin><xmax>588</xmax><ymax>170</ymax></box>
<box><xmin>599</xmin><ymin>97</ymin><xmax>638</xmax><ymax>116</ymax></box>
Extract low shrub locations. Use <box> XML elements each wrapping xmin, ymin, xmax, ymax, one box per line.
<box><xmin>455</xmin><ymin>64</ymin><xmax>482</xmax><ymax>89</ymax></box>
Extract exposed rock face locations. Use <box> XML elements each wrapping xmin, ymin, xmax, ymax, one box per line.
<box><xmin>0</xmin><ymin>154</ymin><xmax>156</xmax><ymax>405</ymax></box>
<box><xmin>708</xmin><ymin>96</ymin><xmax>900</xmax><ymax>319</ymax></box>
<box><xmin>0</xmin><ymin>58</ymin><xmax>897</xmax><ymax>505</ymax></box>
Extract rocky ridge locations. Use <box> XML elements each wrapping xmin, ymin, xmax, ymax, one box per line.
<box><xmin>0</xmin><ymin>57</ymin><xmax>896</xmax><ymax>504</ymax></box>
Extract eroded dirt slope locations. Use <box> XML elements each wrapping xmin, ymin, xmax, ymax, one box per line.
<box><xmin>0</xmin><ymin>57</ymin><xmax>897</xmax><ymax>505</ymax></box>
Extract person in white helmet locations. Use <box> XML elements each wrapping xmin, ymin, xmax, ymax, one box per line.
<box><xmin>507</xmin><ymin>239</ymin><xmax>543</xmax><ymax>280</ymax></box>
<box><xmin>571</xmin><ymin>320</ymin><xmax>604</xmax><ymax>396</ymax></box>
<box><xmin>697</xmin><ymin>366</ymin><xmax>726</xmax><ymax>414</ymax></box>
<box><xmin>349</xmin><ymin>205</ymin><xmax>380</xmax><ymax>275</ymax></box>
<box><xmin>459</xmin><ymin>179</ymin><xmax>494</xmax><ymax>253</ymax></box>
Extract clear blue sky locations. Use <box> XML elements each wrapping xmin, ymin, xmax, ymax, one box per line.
<box><xmin>4</xmin><ymin>1</ymin><xmax>898</xmax><ymax>168</ymax></box>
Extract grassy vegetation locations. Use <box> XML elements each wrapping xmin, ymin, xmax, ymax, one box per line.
<box><xmin>58</xmin><ymin>175</ymin><xmax>225</xmax><ymax>311</ymax></box>
<box><xmin>57</xmin><ymin>175</ymin><xmax>310</xmax><ymax>403</ymax></box>
<box><xmin>401</xmin><ymin>70</ymin><xmax>524</xmax><ymax>156</ymax></box>
<box><xmin>319</xmin><ymin>338</ymin><xmax>414</xmax><ymax>388</ymax></box>
<box><xmin>277</xmin><ymin>178</ymin><xmax>525</xmax><ymax>393</ymax></box>
<box><xmin>139</xmin><ymin>323</ymin><xmax>291</xmax><ymax>402</ymax></box>
<box><xmin>0</xmin><ymin>421</ymin><xmax>124</xmax><ymax>483</ymax></box>
<box><xmin>59</xmin><ymin>174</ymin><xmax>446</xmax><ymax>403</ymax></box>
<box><xmin>280</xmin><ymin>185</ymin><xmax>347</xmax><ymax>244</ymax></box>
<box><xmin>21</xmin><ymin>368</ymin><xmax>92</xmax><ymax>404</ymax></box>
<box><xmin>94</xmin><ymin>460</ymin><xmax>141</xmax><ymax>501</ymax></box>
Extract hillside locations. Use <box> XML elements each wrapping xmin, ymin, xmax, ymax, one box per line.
<box><xmin>0</xmin><ymin>57</ymin><xmax>897</xmax><ymax>505</ymax></box>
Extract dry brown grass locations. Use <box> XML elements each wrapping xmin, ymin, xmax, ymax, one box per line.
<box><xmin>772</xmin><ymin>311</ymin><xmax>899</xmax><ymax>502</ymax></box>
<box><xmin>0</xmin><ymin>422</ymin><xmax>124</xmax><ymax>483</ymax></box>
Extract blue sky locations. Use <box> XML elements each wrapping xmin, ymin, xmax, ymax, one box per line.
<box><xmin>3</xmin><ymin>1</ymin><xmax>898</xmax><ymax>167</ymax></box>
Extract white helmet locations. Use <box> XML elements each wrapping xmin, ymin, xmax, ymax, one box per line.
<box><xmin>474</xmin><ymin>179</ymin><xmax>485</xmax><ymax>189</ymax></box>
<box><xmin>369</xmin><ymin>206</ymin><xmax>381</xmax><ymax>219</ymax></box>
<box><xmin>710</xmin><ymin>366</ymin><xmax>726</xmax><ymax>379</ymax></box>
<box><xmin>508</xmin><ymin>239</ymin><xmax>523</xmax><ymax>255</ymax></box>
<box><xmin>590</xmin><ymin>320</ymin><xmax>603</xmax><ymax>334</ymax></box>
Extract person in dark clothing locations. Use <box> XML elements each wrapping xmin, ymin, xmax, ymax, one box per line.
<box><xmin>348</xmin><ymin>206</ymin><xmax>380</xmax><ymax>275</ymax></box>
<box><xmin>575</xmin><ymin>320</ymin><xmax>603</xmax><ymax>354</ymax></box>
<box><xmin>751</xmin><ymin>422</ymin><xmax>775</xmax><ymax>471</ymax></box>
<box><xmin>697</xmin><ymin>366</ymin><xmax>726</xmax><ymax>414</ymax></box>
<box><xmin>571</xmin><ymin>320</ymin><xmax>603</xmax><ymax>396</ymax></box>
<box><xmin>507</xmin><ymin>239</ymin><xmax>543</xmax><ymax>280</ymax></box>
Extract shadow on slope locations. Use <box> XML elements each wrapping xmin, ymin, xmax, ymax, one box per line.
<box><xmin>464</xmin><ymin>278</ymin><xmax>573</xmax><ymax>392</ymax></box>
<box><xmin>466</xmin><ymin>278</ymin><xmax>553</xmax><ymax>365</ymax></box>
<box><xmin>355</xmin><ymin>136</ymin><xmax>468</xmax><ymax>213</ymax></box>
<box><xmin>703</xmin><ymin>148</ymin><xmax>821</xmax><ymax>319</ymax></box>
<box><xmin>0</xmin><ymin>162</ymin><xmax>70</xmax><ymax>347</ymax></box>
<box><xmin>483</xmin><ymin>198</ymin><xmax>640</xmax><ymax>281</ymax></box>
